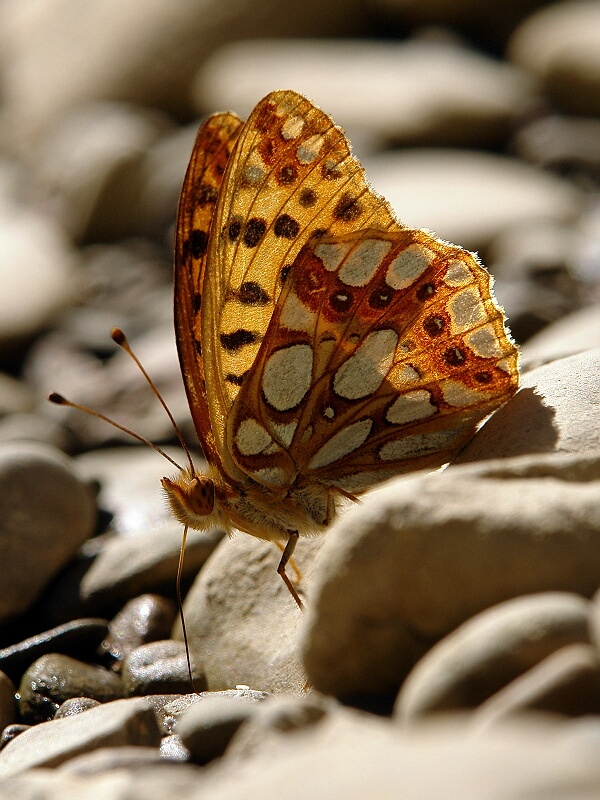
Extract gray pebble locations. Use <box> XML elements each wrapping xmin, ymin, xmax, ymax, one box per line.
<box><xmin>0</xmin><ymin>697</ymin><xmax>160</xmax><ymax>778</ymax></box>
<box><xmin>103</xmin><ymin>594</ymin><xmax>177</xmax><ymax>663</ymax></box>
<box><xmin>395</xmin><ymin>592</ymin><xmax>591</xmax><ymax>720</ymax></box>
<box><xmin>18</xmin><ymin>654</ymin><xmax>124</xmax><ymax>723</ymax></box>
<box><xmin>0</xmin><ymin>442</ymin><xmax>96</xmax><ymax>624</ymax></box>
<box><xmin>122</xmin><ymin>640</ymin><xmax>199</xmax><ymax>696</ymax></box>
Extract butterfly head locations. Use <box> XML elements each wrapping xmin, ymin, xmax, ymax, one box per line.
<box><xmin>161</xmin><ymin>469</ymin><xmax>216</xmax><ymax>529</ymax></box>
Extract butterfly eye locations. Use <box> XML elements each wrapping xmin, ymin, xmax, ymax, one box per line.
<box><xmin>188</xmin><ymin>476</ymin><xmax>215</xmax><ymax>516</ymax></box>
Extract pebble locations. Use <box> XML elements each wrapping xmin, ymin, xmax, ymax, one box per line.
<box><xmin>0</xmin><ymin>441</ymin><xmax>96</xmax><ymax>624</ymax></box>
<box><xmin>79</xmin><ymin>524</ymin><xmax>223</xmax><ymax>613</ymax></box>
<box><xmin>0</xmin><ymin>618</ymin><xmax>108</xmax><ymax>684</ymax></box>
<box><xmin>18</xmin><ymin>653</ymin><xmax>124</xmax><ymax>724</ymax></box>
<box><xmin>473</xmin><ymin>643</ymin><xmax>600</xmax><ymax>726</ymax></box>
<box><xmin>508</xmin><ymin>1</ymin><xmax>600</xmax><ymax>115</ymax></box>
<box><xmin>0</xmin><ymin>725</ymin><xmax>30</xmax><ymax>752</ymax></box>
<box><xmin>456</xmin><ymin>347</ymin><xmax>600</xmax><ymax>463</ymax></box>
<box><xmin>32</xmin><ymin>102</ymin><xmax>171</xmax><ymax>242</ymax></box>
<box><xmin>300</xmin><ymin>453</ymin><xmax>600</xmax><ymax>700</ymax></box>
<box><xmin>0</xmin><ymin>697</ymin><xmax>160</xmax><ymax>778</ymax></box>
<box><xmin>519</xmin><ymin>305</ymin><xmax>600</xmax><ymax>370</ymax></box>
<box><xmin>364</xmin><ymin>149</ymin><xmax>582</xmax><ymax>254</ymax></box>
<box><xmin>0</xmin><ymin>672</ymin><xmax>16</xmax><ymax>733</ymax></box>
<box><xmin>0</xmin><ymin>193</ymin><xmax>78</xmax><ymax>350</ymax></box>
<box><xmin>0</xmin><ymin>0</ymin><xmax>363</xmax><ymax>150</ymax></box>
<box><xmin>0</xmin><ymin>2</ymin><xmax>599</xmax><ymax>794</ymax></box>
<box><xmin>513</xmin><ymin>115</ymin><xmax>600</xmax><ymax>181</ymax></box>
<box><xmin>0</xmin><ymin>372</ymin><xmax>34</xmax><ymax>416</ymax></box>
<box><xmin>195</xmin><ymin>39</ymin><xmax>531</xmax><ymax>149</ymax></box>
<box><xmin>176</xmin><ymin>693</ymin><xmax>262</xmax><ymax>765</ymax></box>
<box><xmin>182</xmin><ymin>534</ymin><xmax>325</xmax><ymax>694</ymax></box>
<box><xmin>122</xmin><ymin>640</ymin><xmax>197</xmax><ymax>696</ymax></box>
<box><xmin>395</xmin><ymin>592</ymin><xmax>591</xmax><ymax>720</ymax></box>
<box><xmin>55</xmin><ymin>698</ymin><xmax>101</xmax><ymax>718</ymax></box>
<box><xmin>226</xmin><ymin>693</ymin><xmax>333</xmax><ymax>760</ymax></box>
<box><xmin>103</xmin><ymin>594</ymin><xmax>177</xmax><ymax>663</ymax></box>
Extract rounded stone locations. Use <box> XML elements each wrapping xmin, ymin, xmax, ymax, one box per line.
<box><xmin>456</xmin><ymin>348</ymin><xmax>600</xmax><ymax>464</ymax></box>
<box><xmin>122</xmin><ymin>640</ymin><xmax>197</xmax><ymax>696</ymax></box>
<box><xmin>18</xmin><ymin>654</ymin><xmax>124</xmax><ymax>723</ymax></box>
<box><xmin>300</xmin><ymin>457</ymin><xmax>600</xmax><ymax>700</ymax></box>
<box><xmin>103</xmin><ymin>594</ymin><xmax>178</xmax><ymax>663</ymax></box>
<box><xmin>508</xmin><ymin>1</ymin><xmax>600</xmax><ymax>115</ymax></box>
<box><xmin>520</xmin><ymin>306</ymin><xmax>600</xmax><ymax>371</ymax></box>
<box><xmin>473</xmin><ymin>644</ymin><xmax>600</xmax><ymax>726</ymax></box>
<box><xmin>182</xmin><ymin>533</ymin><xmax>325</xmax><ymax>694</ymax></box>
<box><xmin>395</xmin><ymin>593</ymin><xmax>591</xmax><ymax>721</ymax></box>
<box><xmin>0</xmin><ymin>618</ymin><xmax>109</xmax><ymax>684</ymax></box>
<box><xmin>0</xmin><ymin>441</ymin><xmax>96</xmax><ymax>624</ymax></box>
<box><xmin>176</xmin><ymin>693</ymin><xmax>261</xmax><ymax>765</ymax></box>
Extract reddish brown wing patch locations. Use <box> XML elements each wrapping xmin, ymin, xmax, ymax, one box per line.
<box><xmin>229</xmin><ymin>228</ymin><xmax>519</xmax><ymax>492</ymax></box>
<box><xmin>175</xmin><ymin>112</ymin><xmax>243</xmax><ymax>466</ymax></box>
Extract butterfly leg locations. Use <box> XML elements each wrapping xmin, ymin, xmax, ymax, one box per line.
<box><xmin>277</xmin><ymin>531</ymin><xmax>304</xmax><ymax>611</ymax></box>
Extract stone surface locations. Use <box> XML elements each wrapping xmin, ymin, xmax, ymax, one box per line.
<box><xmin>226</xmin><ymin>693</ymin><xmax>333</xmax><ymax>760</ymax></box>
<box><xmin>18</xmin><ymin>654</ymin><xmax>124</xmax><ymax>724</ymax></box>
<box><xmin>196</xmin><ymin>39</ymin><xmax>531</xmax><ymax>148</ymax></box>
<box><xmin>182</xmin><ymin>534</ymin><xmax>324</xmax><ymax>693</ymax></box>
<box><xmin>519</xmin><ymin>306</ymin><xmax>600</xmax><ymax>370</ymax></box>
<box><xmin>508</xmin><ymin>1</ymin><xmax>600</xmax><ymax>115</ymax></box>
<box><xmin>456</xmin><ymin>348</ymin><xmax>600</xmax><ymax>464</ymax></box>
<box><xmin>300</xmin><ymin>456</ymin><xmax>600</xmax><ymax>699</ymax></box>
<box><xmin>103</xmin><ymin>594</ymin><xmax>177</xmax><ymax>663</ymax></box>
<box><xmin>395</xmin><ymin>592</ymin><xmax>591</xmax><ymax>720</ymax></box>
<box><xmin>176</xmin><ymin>693</ymin><xmax>262</xmax><ymax>764</ymax></box>
<box><xmin>0</xmin><ymin>697</ymin><xmax>160</xmax><ymax>778</ymax></box>
<box><xmin>473</xmin><ymin>644</ymin><xmax>600</xmax><ymax>726</ymax></box>
<box><xmin>0</xmin><ymin>441</ymin><xmax>96</xmax><ymax>624</ymax></box>
<box><xmin>0</xmin><ymin>619</ymin><xmax>108</xmax><ymax>684</ymax></box>
<box><xmin>58</xmin><ymin>745</ymin><xmax>168</xmax><ymax>774</ymax></box>
<box><xmin>184</xmin><ymin>713</ymin><xmax>600</xmax><ymax>800</ymax></box>
<box><xmin>122</xmin><ymin>640</ymin><xmax>197</xmax><ymax>696</ymax></box>
<box><xmin>364</xmin><ymin>149</ymin><xmax>582</xmax><ymax>253</ymax></box>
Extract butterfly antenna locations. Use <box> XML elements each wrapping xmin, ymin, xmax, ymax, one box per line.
<box><xmin>110</xmin><ymin>328</ymin><xmax>196</xmax><ymax>476</ymax></box>
<box><xmin>47</xmin><ymin>391</ymin><xmax>185</xmax><ymax>472</ymax></box>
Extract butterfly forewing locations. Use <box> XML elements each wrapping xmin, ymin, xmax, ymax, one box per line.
<box><xmin>202</xmin><ymin>90</ymin><xmax>401</xmax><ymax>443</ymax></box>
<box><xmin>175</xmin><ymin>112</ymin><xmax>243</xmax><ymax>466</ymax></box>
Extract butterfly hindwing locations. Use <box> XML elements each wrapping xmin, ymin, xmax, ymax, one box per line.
<box><xmin>228</xmin><ymin>227</ymin><xmax>519</xmax><ymax>492</ymax></box>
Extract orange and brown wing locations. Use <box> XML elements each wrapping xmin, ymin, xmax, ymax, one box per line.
<box><xmin>228</xmin><ymin>227</ymin><xmax>519</xmax><ymax>492</ymax></box>
<box><xmin>199</xmin><ymin>90</ymin><xmax>400</xmax><ymax>475</ymax></box>
<box><xmin>174</xmin><ymin>112</ymin><xmax>243</xmax><ymax>466</ymax></box>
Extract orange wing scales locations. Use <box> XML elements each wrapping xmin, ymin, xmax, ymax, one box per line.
<box><xmin>172</xmin><ymin>89</ymin><xmax>519</xmax><ymax>546</ymax></box>
<box><xmin>228</xmin><ymin>227</ymin><xmax>519</xmax><ymax>493</ymax></box>
<box><xmin>175</xmin><ymin>112</ymin><xmax>243</xmax><ymax>467</ymax></box>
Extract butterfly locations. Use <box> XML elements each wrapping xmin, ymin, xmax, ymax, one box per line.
<box><xmin>162</xmin><ymin>90</ymin><xmax>519</xmax><ymax>608</ymax></box>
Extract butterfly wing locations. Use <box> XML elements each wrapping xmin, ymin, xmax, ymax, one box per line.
<box><xmin>198</xmin><ymin>90</ymin><xmax>401</xmax><ymax>478</ymax></box>
<box><xmin>174</xmin><ymin>111</ymin><xmax>243</xmax><ymax>467</ymax></box>
<box><xmin>229</xmin><ymin>227</ymin><xmax>519</xmax><ymax>493</ymax></box>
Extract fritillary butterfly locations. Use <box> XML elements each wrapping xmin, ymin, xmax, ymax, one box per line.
<box><xmin>163</xmin><ymin>90</ymin><xmax>519</xmax><ymax>607</ymax></box>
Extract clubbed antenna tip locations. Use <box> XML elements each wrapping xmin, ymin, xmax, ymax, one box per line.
<box><xmin>48</xmin><ymin>392</ymin><xmax>67</xmax><ymax>405</ymax></box>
